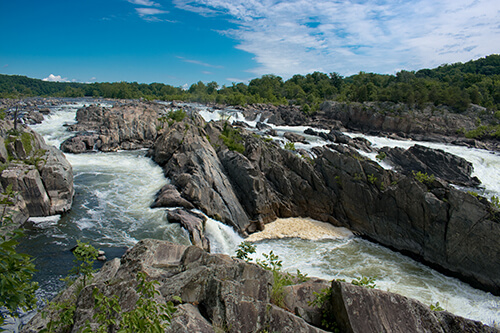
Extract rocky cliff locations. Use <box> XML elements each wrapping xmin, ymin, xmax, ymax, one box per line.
<box><xmin>22</xmin><ymin>239</ymin><xmax>498</xmax><ymax>333</ymax></box>
<box><xmin>0</xmin><ymin>119</ymin><xmax>74</xmax><ymax>222</ymax></box>
<box><xmin>148</xmin><ymin>114</ymin><xmax>500</xmax><ymax>295</ymax></box>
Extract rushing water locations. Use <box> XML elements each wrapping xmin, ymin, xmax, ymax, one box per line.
<box><xmin>13</xmin><ymin>101</ymin><xmax>500</xmax><ymax>329</ymax></box>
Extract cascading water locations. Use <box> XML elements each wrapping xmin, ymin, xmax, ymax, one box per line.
<box><xmin>13</xmin><ymin>100</ymin><xmax>500</xmax><ymax>329</ymax></box>
<box><xmin>196</xmin><ymin>104</ymin><xmax>500</xmax><ymax>325</ymax></box>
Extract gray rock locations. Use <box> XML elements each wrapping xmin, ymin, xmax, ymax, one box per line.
<box><xmin>61</xmin><ymin>102</ymin><xmax>163</xmax><ymax>153</ymax></box>
<box><xmin>328</xmin><ymin>280</ymin><xmax>497</xmax><ymax>333</ymax></box>
<box><xmin>167</xmin><ymin>208</ymin><xmax>210</xmax><ymax>251</ymax></box>
<box><xmin>380</xmin><ymin>144</ymin><xmax>481</xmax><ymax>187</ymax></box>
<box><xmin>22</xmin><ymin>240</ymin><xmax>497</xmax><ymax>333</ymax></box>
<box><xmin>151</xmin><ymin>184</ymin><xmax>194</xmax><ymax>210</ymax></box>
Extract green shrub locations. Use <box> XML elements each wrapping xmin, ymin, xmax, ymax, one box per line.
<box><xmin>235</xmin><ymin>241</ymin><xmax>256</xmax><ymax>262</ymax></box>
<box><xmin>284</xmin><ymin>142</ymin><xmax>296</xmax><ymax>151</ymax></box>
<box><xmin>219</xmin><ymin>122</ymin><xmax>245</xmax><ymax>154</ymax></box>
<box><xmin>375</xmin><ymin>152</ymin><xmax>386</xmax><ymax>161</ymax></box>
<box><xmin>412</xmin><ymin>171</ymin><xmax>435</xmax><ymax>185</ymax></box>
<box><xmin>82</xmin><ymin>272</ymin><xmax>177</xmax><ymax>333</ymax></box>
<box><xmin>430</xmin><ymin>301</ymin><xmax>444</xmax><ymax>311</ymax></box>
<box><xmin>351</xmin><ymin>275</ymin><xmax>377</xmax><ymax>289</ymax></box>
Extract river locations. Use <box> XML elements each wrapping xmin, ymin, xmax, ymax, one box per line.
<box><xmin>12</xmin><ymin>100</ymin><xmax>500</xmax><ymax>329</ymax></box>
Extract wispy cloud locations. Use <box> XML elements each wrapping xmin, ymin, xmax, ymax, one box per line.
<box><xmin>177</xmin><ymin>56</ymin><xmax>224</xmax><ymax>68</ymax></box>
<box><xmin>127</xmin><ymin>0</ymin><xmax>160</xmax><ymax>6</ymax></box>
<box><xmin>42</xmin><ymin>74</ymin><xmax>70</xmax><ymax>82</ymax></box>
<box><xmin>2</xmin><ymin>64</ymin><xmax>8</xmax><ymax>68</ymax></box>
<box><xmin>173</xmin><ymin>0</ymin><xmax>500</xmax><ymax>77</ymax></box>
<box><xmin>135</xmin><ymin>8</ymin><xmax>168</xmax><ymax>21</ymax></box>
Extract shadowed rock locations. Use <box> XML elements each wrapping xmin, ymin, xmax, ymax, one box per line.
<box><xmin>21</xmin><ymin>240</ymin><xmax>498</xmax><ymax>333</ymax></box>
<box><xmin>379</xmin><ymin>144</ymin><xmax>481</xmax><ymax>187</ymax></box>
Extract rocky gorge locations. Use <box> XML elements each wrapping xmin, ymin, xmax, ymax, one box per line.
<box><xmin>5</xmin><ymin>98</ymin><xmax>499</xmax><ymax>331</ymax></box>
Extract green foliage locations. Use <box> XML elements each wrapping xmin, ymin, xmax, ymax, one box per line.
<box><xmin>234</xmin><ymin>243</ymin><xmax>308</xmax><ymax>308</ymax></box>
<box><xmin>0</xmin><ymin>185</ymin><xmax>38</xmax><ymax>328</ymax></box>
<box><xmin>284</xmin><ymin>141</ymin><xmax>296</xmax><ymax>151</ymax></box>
<box><xmin>3</xmin><ymin>54</ymin><xmax>500</xmax><ymax>112</ymax></box>
<box><xmin>351</xmin><ymin>275</ymin><xmax>377</xmax><ymax>289</ymax></box>
<box><xmin>375</xmin><ymin>151</ymin><xmax>386</xmax><ymax>161</ymax></box>
<box><xmin>308</xmin><ymin>287</ymin><xmax>339</xmax><ymax>332</ymax></box>
<box><xmin>256</xmin><ymin>251</ymin><xmax>293</xmax><ymax>307</ymax></box>
<box><xmin>367</xmin><ymin>174</ymin><xmax>377</xmax><ymax>185</ymax></box>
<box><xmin>465</xmin><ymin>124</ymin><xmax>500</xmax><ymax>139</ymax></box>
<box><xmin>63</xmin><ymin>240</ymin><xmax>99</xmax><ymax>288</ymax></box>
<box><xmin>491</xmin><ymin>196</ymin><xmax>500</xmax><ymax>209</ymax></box>
<box><xmin>412</xmin><ymin>171</ymin><xmax>436</xmax><ymax>185</ymax></box>
<box><xmin>219</xmin><ymin>122</ymin><xmax>245</xmax><ymax>154</ymax></box>
<box><xmin>235</xmin><ymin>241</ymin><xmax>256</xmax><ymax>262</ymax></box>
<box><xmin>40</xmin><ymin>298</ymin><xmax>76</xmax><ymax>333</ymax></box>
<box><xmin>167</xmin><ymin>109</ymin><xmax>186</xmax><ymax>122</ymax></box>
<box><xmin>430</xmin><ymin>301</ymin><xmax>445</xmax><ymax>312</ymax></box>
<box><xmin>82</xmin><ymin>272</ymin><xmax>177</xmax><ymax>333</ymax></box>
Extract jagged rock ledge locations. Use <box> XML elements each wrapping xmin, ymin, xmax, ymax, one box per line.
<box><xmin>0</xmin><ymin>119</ymin><xmax>74</xmax><ymax>224</ymax></box>
<box><xmin>21</xmin><ymin>239</ymin><xmax>499</xmax><ymax>333</ymax></box>
<box><xmin>148</xmin><ymin>114</ymin><xmax>500</xmax><ymax>296</ymax></box>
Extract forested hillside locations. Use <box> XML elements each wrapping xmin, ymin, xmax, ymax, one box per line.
<box><xmin>1</xmin><ymin>55</ymin><xmax>499</xmax><ymax>112</ymax></box>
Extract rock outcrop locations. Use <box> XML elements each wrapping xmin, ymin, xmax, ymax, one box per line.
<box><xmin>22</xmin><ymin>239</ymin><xmax>498</xmax><ymax>333</ymax></box>
<box><xmin>61</xmin><ymin>102</ymin><xmax>164</xmax><ymax>153</ymax></box>
<box><xmin>0</xmin><ymin>121</ymin><xmax>74</xmax><ymax>220</ymax></box>
<box><xmin>379</xmin><ymin>144</ymin><xmax>481</xmax><ymax>187</ymax></box>
<box><xmin>149</xmin><ymin>115</ymin><xmax>500</xmax><ymax>295</ymax></box>
<box><xmin>328</xmin><ymin>280</ymin><xmax>497</xmax><ymax>333</ymax></box>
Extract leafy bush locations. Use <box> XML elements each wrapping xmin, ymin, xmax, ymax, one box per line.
<box><xmin>284</xmin><ymin>142</ymin><xmax>296</xmax><ymax>151</ymax></box>
<box><xmin>82</xmin><ymin>272</ymin><xmax>177</xmax><ymax>333</ymax></box>
<box><xmin>63</xmin><ymin>240</ymin><xmax>99</xmax><ymax>288</ymax></box>
<box><xmin>0</xmin><ymin>185</ymin><xmax>39</xmax><ymax>328</ymax></box>
<box><xmin>412</xmin><ymin>171</ymin><xmax>435</xmax><ymax>185</ymax></box>
<box><xmin>219</xmin><ymin>122</ymin><xmax>245</xmax><ymax>154</ymax></box>
<box><xmin>351</xmin><ymin>275</ymin><xmax>377</xmax><ymax>289</ymax></box>
<box><xmin>234</xmin><ymin>242</ymin><xmax>308</xmax><ymax>308</ymax></box>
<box><xmin>235</xmin><ymin>241</ymin><xmax>256</xmax><ymax>262</ymax></box>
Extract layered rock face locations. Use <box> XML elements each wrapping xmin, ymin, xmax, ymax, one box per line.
<box><xmin>22</xmin><ymin>239</ymin><xmax>497</xmax><ymax>333</ymax></box>
<box><xmin>61</xmin><ymin>102</ymin><xmax>163</xmax><ymax>153</ymax></box>
<box><xmin>149</xmin><ymin>116</ymin><xmax>500</xmax><ymax>295</ymax></box>
<box><xmin>0</xmin><ymin>120</ymin><xmax>74</xmax><ymax>220</ymax></box>
<box><xmin>379</xmin><ymin>144</ymin><xmax>481</xmax><ymax>186</ymax></box>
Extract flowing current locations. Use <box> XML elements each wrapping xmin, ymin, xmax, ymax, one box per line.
<box><xmin>16</xmin><ymin>101</ymin><xmax>500</xmax><ymax>328</ymax></box>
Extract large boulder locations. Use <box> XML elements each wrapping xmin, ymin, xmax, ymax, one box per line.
<box><xmin>0</xmin><ymin>124</ymin><xmax>74</xmax><ymax>219</ymax></box>
<box><xmin>328</xmin><ymin>280</ymin><xmax>497</xmax><ymax>333</ymax></box>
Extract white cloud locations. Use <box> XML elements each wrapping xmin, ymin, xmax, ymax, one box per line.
<box><xmin>174</xmin><ymin>0</ymin><xmax>500</xmax><ymax>77</ymax></box>
<box><xmin>136</xmin><ymin>7</ymin><xmax>168</xmax><ymax>16</ymax></box>
<box><xmin>42</xmin><ymin>74</ymin><xmax>70</xmax><ymax>82</ymax></box>
<box><xmin>177</xmin><ymin>56</ymin><xmax>224</xmax><ymax>68</ymax></box>
<box><xmin>127</xmin><ymin>0</ymin><xmax>160</xmax><ymax>6</ymax></box>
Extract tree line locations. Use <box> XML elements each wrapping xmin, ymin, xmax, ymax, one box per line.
<box><xmin>1</xmin><ymin>54</ymin><xmax>499</xmax><ymax>113</ymax></box>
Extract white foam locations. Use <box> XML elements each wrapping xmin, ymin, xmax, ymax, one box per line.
<box><xmin>246</xmin><ymin>217</ymin><xmax>353</xmax><ymax>242</ymax></box>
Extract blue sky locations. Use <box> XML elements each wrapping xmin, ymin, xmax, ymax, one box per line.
<box><xmin>1</xmin><ymin>0</ymin><xmax>499</xmax><ymax>87</ymax></box>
